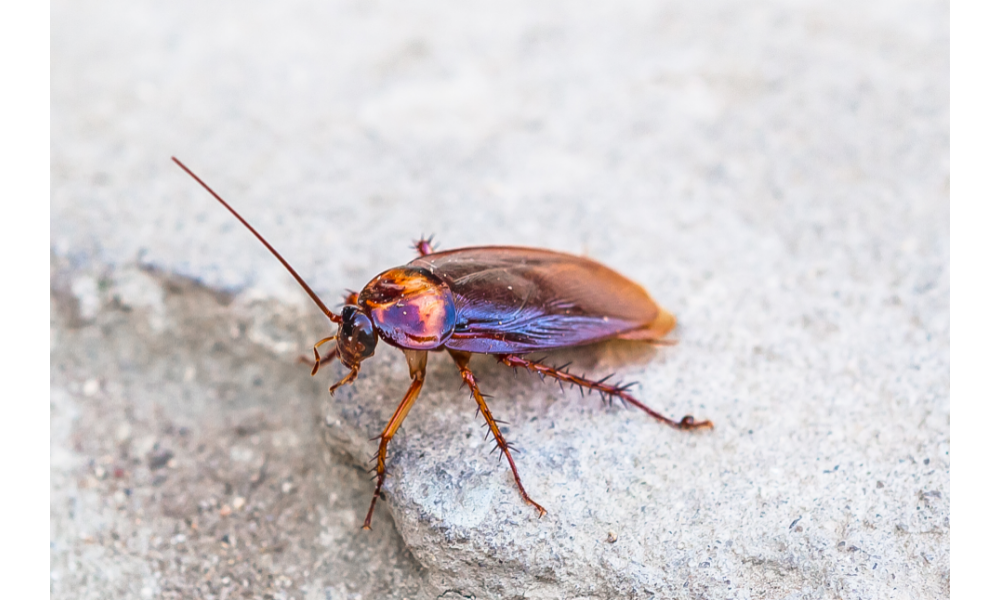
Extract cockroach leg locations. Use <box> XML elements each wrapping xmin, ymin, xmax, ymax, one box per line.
<box><xmin>499</xmin><ymin>355</ymin><xmax>713</xmax><ymax>431</ymax></box>
<box><xmin>310</xmin><ymin>346</ymin><xmax>340</xmax><ymax>371</ymax></box>
<box><xmin>310</xmin><ymin>336</ymin><xmax>338</xmax><ymax>376</ymax></box>
<box><xmin>362</xmin><ymin>350</ymin><xmax>428</xmax><ymax>530</ymax></box>
<box><xmin>329</xmin><ymin>367</ymin><xmax>360</xmax><ymax>394</ymax></box>
<box><xmin>448</xmin><ymin>350</ymin><xmax>547</xmax><ymax>518</ymax></box>
<box><xmin>342</xmin><ymin>290</ymin><xmax>359</xmax><ymax>305</ymax></box>
<box><xmin>414</xmin><ymin>235</ymin><xmax>435</xmax><ymax>257</ymax></box>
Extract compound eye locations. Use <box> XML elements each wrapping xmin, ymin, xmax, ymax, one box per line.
<box><xmin>352</xmin><ymin>314</ymin><xmax>377</xmax><ymax>359</ymax></box>
<box><xmin>339</xmin><ymin>306</ymin><xmax>378</xmax><ymax>362</ymax></box>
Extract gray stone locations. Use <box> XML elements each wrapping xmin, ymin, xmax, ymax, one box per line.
<box><xmin>52</xmin><ymin>0</ymin><xmax>948</xmax><ymax>598</ymax></box>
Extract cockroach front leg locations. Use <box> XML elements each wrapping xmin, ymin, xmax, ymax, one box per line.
<box><xmin>304</xmin><ymin>336</ymin><xmax>338</xmax><ymax>375</ymax></box>
<box><xmin>363</xmin><ymin>350</ymin><xmax>427</xmax><ymax>529</ymax></box>
<box><xmin>499</xmin><ymin>355</ymin><xmax>713</xmax><ymax>431</ymax></box>
<box><xmin>299</xmin><ymin>336</ymin><xmax>339</xmax><ymax>373</ymax></box>
<box><xmin>448</xmin><ymin>350</ymin><xmax>547</xmax><ymax>518</ymax></box>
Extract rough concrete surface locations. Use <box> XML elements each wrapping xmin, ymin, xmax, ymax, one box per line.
<box><xmin>51</xmin><ymin>1</ymin><xmax>949</xmax><ymax>598</ymax></box>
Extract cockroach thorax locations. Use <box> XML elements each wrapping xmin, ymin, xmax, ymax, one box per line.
<box><xmin>359</xmin><ymin>267</ymin><xmax>457</xmax><ymax>350</ymax></box>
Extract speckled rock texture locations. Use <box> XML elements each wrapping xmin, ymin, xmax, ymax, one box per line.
<box><xmin>52</xmin><ymin>1</ymin><xmax>948</xmax><ymax>598</ymax></box>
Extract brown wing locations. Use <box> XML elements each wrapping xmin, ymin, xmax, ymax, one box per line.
<box><xmin>408</xmin><ymin>247</ymin><xmax>674</xmax><ymax>354</ymax></box>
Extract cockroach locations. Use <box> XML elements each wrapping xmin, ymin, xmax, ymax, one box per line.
<box><xmin>172</xmin><ymin>157</ymin><xmax>712</xmax><ymax>529</ymax></box>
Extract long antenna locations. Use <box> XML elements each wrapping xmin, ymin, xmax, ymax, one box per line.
<box><xmin>172</xmin><ymin>157</ymin><xmax>340</xmax><ymax>323</ymax></box>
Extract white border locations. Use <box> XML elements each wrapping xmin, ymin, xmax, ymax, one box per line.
<box><xmin>1</xmin><ymin>0</ymin><xmax>51</xmax><ymax>596</ymax></box>
<box><xmin>952</xmin><ymin>0</ymin><xmax>997</xmax><ymax>596</ymax></box>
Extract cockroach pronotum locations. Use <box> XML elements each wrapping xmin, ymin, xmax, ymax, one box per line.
<box><xmin>172</xmin><ymin>157</ymin><xmax>712</xmax><ymax>529</ymax></box>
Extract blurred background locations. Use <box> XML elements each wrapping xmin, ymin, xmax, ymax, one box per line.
<box><xmin>51</xmin><ymin>1</ymin><xmax>948</xmax><ymax>598</ymax></box>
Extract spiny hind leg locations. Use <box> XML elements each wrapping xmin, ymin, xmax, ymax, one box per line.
<box><xmin>363</xmin><ymin>350</ymin><xmax>428</xmax><ymax>529</ymax></box>
<box><xmin>448</xmin><ymin>350</ymin><xmax>546</xmax><ymax>518</ymax></box>
<box><xmin>498</xmin><ymin>354</ymin><xmax>713</xmax><ymax>431</ymax></box>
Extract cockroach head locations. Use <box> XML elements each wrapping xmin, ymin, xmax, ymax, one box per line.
<box><xmin>336</xmin><ymin>305</ymin><xmax>378</xmax><ymax>369</ymax></box>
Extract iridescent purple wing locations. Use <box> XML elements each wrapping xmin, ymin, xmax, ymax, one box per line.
<box><xmin>408</xmin><ymin>247</ymin><xmax>673</xmax><ymax>354</ymax></box>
